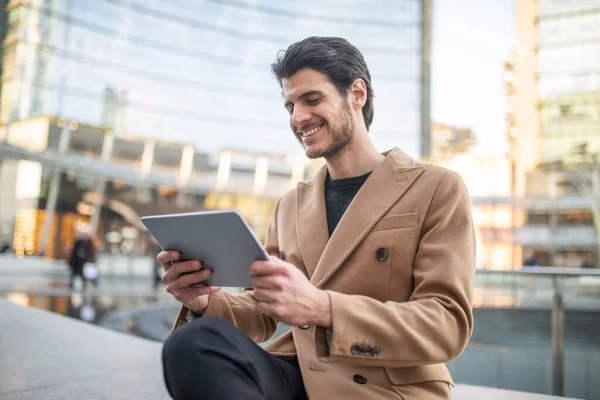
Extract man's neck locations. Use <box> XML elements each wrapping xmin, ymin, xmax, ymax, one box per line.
<box><xmin>325</xmin><ymin>135</ymin><xmax>385</xmax><ymax>180</ymax></box>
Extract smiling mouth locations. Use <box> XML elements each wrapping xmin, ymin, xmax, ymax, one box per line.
<box><xmin>299</xmin><ymin>124</ymin><xmax>324</xmax><ymax>138</ymax></box>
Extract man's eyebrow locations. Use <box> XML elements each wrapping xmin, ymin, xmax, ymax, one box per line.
<box><xmin>284</xmin><ymin>90</ymin><xmax>325</xmax><ymax>109</ymax></box>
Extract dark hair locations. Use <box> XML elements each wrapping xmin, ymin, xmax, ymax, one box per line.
<box><xmin>271</xmin><ymin>36</ymin><xmax>374</xmax><ymax>130</ymax></box>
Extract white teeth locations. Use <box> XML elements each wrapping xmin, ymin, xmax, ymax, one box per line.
<box><xmin>301</xmin><ymin>125</ymin><xmax>323</xmax><ymax>137</ymax></box>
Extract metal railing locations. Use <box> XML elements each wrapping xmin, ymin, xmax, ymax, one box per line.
<box><xmin>474</xmin><ymin>267</ymin><xmax>600</xmax><ymax>397</ymax></box>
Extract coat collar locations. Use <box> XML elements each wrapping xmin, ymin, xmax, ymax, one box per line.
<box><xmin>296</xmin><ymin>147</ymin><xmax>425</xmax><ymax>287</ymax></box>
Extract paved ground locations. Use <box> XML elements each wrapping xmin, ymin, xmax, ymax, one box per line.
<box><xmin>0</xmin><ymin>298</ymin><xmax>169</xmax><ymax>400</ymax></box>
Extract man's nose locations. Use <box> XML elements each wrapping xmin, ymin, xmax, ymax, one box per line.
<box><xmin>291</xmin><ymin>105</ymin><xmax>311</xmax><ymax>128</ymax></box>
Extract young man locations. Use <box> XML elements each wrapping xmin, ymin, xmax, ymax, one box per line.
<box><xmin>159</xmin><ymin>37</ymin><xmax>475</xmax><ymax>400</ymax></box>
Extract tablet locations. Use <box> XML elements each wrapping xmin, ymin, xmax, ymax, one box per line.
<box><xmin>141</xmin><ymin>210</ymin><xmax>269</xmax><ymax>288</ymax></box>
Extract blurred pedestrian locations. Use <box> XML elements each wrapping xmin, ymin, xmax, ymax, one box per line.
<box><xmin>0</xmin><ymin>242</ymin><xmax>11</xmax><ymax>255</ymax></box>
<box><xmin>160</xmin><ymin>37</ymin><xmax>474</xmax><ymax>400</ymax></box>
<box><xmin>68</xmin><ymin>224</ymin><xmax>98</xmax><ymax>290</ymax></box>
<box><xmin>523</xmin><ymin>250</ymin><xmax>539</xmax><ymax>291</ymax></box>
<box><xmin>523</xmin><ymin>250</ymin><xmax>540</xmax><ymax>267</ymax></box>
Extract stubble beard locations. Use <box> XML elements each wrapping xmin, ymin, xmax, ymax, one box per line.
<box><xmin>304</xmin><ymin>101</ymin><xmax>355</xmax><ymax>160</ymax></box>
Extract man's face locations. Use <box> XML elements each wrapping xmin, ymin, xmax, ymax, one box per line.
<box><xmin>282</xmin><ymin>68</ymin><xmax>355</xmax><ymax>159</ymax></box>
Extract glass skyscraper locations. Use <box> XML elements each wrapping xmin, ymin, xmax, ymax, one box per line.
<box><xmin>537</xmin><ymin>0</ymin><xmax>600</xmax><ymax>162</ymax></box>
<box><xmin>0</xmin><ymin>0</ymin><xmax>430</xmax><ymax>158</ymax></box>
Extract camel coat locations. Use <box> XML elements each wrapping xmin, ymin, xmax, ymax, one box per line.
<box><xmin>172</xmin><ymin>148</ymin><xmax>475</xmax><ymax>399</ymax></box>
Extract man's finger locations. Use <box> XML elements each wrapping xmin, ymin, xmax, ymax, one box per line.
<box><xmin>249</xmin><ymin>260</ymin><xmax>272</xmax><ymax>277</ymax></box>
<box><xmin>162</xmin><ymin>260</ymin><xmax>202</xmax><ymax>284</ymax></box>
<box><xmin>251</xmin><ymin>275</ymin><xmax>284</xmax><ymax>290</ymax></box>
<box><xmin>249</xmin><ymin>261</ymin><xmax>286</xmax><ymax>277</ymax></box>
<box><xmin>176</xmin><ymin>284</ymin><xmax>221</xmax><ymax>299</ymax></box>
<box><xmin>172</xmin><ymin>268</ymin><xmax>212</xmax><ymax>290</ymax></box>
<box><xmin>170</xmin><ymin>260</ymin><xmax>203</xmax><ymax>276</ymax></box>
<box><xmin>157</xmin><ymin>251</ymin><xmax>180</xmax><ymax>267</ymax></box>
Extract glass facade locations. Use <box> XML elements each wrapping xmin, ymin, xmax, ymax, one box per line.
<box><xmin>537</xmin><ymin>0</ymin><xmax>600</xmax><ymax>161</ymax></box>
<box><xmin>1</xmin><ymin>0</ymin><xmax>426</xmax><ymax>157</ymax></box>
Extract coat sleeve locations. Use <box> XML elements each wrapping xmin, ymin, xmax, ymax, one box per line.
<box><xmin>314</xmin><ymin>170</ymin><xmax>475</xmax><ymax>367</ymax></box>
<box><xmin>171</xmin><ymin>199</ymin><xmax>281</xmax><ymax>344</ymax></box>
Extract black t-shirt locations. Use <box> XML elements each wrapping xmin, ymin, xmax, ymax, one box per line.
<box><xmin>325</xmin><ymin>171</ymin><xmax>372</xmax><ymax>237</ymax></box>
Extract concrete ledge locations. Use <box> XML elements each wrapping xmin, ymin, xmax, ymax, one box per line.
<box><xmin>0</xmin><ymin>299</ymin><xmax>578</xmax><ymax>400</ymax></box>
<box><xmin>452</xmin><ymin>385</ymin><xmax>577</xmax><ymax>400</ymax></box>
<box><xmin>0</xmin><ymin>298</ymin><xmax>169</xmax><ymax>400</ymax></box>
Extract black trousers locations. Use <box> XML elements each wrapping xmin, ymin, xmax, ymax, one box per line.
<box><xmin>162</xmin><ymin>317</ymin><xmax>308</xmax><ymax>400</ymax></box>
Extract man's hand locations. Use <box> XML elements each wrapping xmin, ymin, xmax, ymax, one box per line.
<box><xmin>157</xmin><ymin>251</ymin><xmax>222</xmax><ymax>313</ymax></box>
<box><xmin>249</xmin><ymin>256</ymin><xmax>332</xmax><ymax>328</ymax></box>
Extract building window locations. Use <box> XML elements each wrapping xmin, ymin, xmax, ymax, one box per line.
<box><xmin>559</xmin><ymin>104</ymin><xmax>572</xmax><ymax>117</ymax></box>
<box><xmin>557</xmin><ymin>211</ymin><xmax>593</xmax><ymax>226</ymax></box>
<box><xmin>526</xmin><ymin>213</ymin><xmax>551</xmax><ymax>225</ymax></box>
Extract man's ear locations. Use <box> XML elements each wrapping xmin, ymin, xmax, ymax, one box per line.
<box><xmin>349</xmin><ymin>79</ymin><xmax>367</xmax><ymax>110</ymax></box>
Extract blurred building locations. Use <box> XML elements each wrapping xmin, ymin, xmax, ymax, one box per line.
<box><xmin>536</xmin><ymin>1</ymin><xmax>600</xmax><ymax>163</ymax></box>
<box><xmin>430</xmin><ymin>112</ymin><xmax>596</xmax><ymax>269</ymax></box>
<box><xmin>102</xmin><ymin>86</ymin><xmax>129</xmax><ymax>137</ymax></box>
<box><xmin>0</xmin><ymin>0</ymin><xmax>434</xmax><ymax>259</ymax></box>
<box><xmin>438</xmin><ymin>153</ymin><xmax>516</xmax><ymax>269</ymax></box>
<box><xmin>514</xmin><ymin>0</ymin><xmax>600</xmax><ymax>187</ymax></box>
<box><xmin>429</xmin><ymin>123</ymin><xmax>477</xmax><ymax>162</ymax></box>
<box><xmin>511</xmin><ymin>0</ymin><xmax>600</xmax><ymax>267</ymax></box>
<box><xmin>0</xmin><ymin>0</ymin><xmax>435</xmax><ymax>258</ymax></box>
<box><xmin>432</xmin><ymin>150</ymin><xmax>597</xmax><ymax>269</ymax></box>
<box><xmin>429</xmin><ymin>122</ymin><xmax>517</xmax><ymax>269</ymax></box>
<box><xmin>0</xmin><ymin>0</ymin><xmax>432</xmax><ymax>157</ymax></box>
<box><xmin>519</xmin><ymin>173</ymin><xmax>596</xmax><ymax>268</ymax></box>
<box><xmin>429</xmin><ymin>121</ymin><xmax>514</xmax><ymax>269</ymax></box>
<box><xmin>0</xmin><ymin>116</ymin><xmax>306</xmax><ymax>258</ymax></box>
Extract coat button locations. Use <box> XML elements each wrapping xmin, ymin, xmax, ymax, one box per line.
<box><xmin>298</xmin><ymin>324</ymin><xmax>310</xmax><ymax>330</ymax></box>
<box><xmin>375</xmin><ymin>248</ymin><xmax>389</xmax><ymax>261</ymax></box>
<box><xmin>279</xmin><ymin>250</ymin><xmax>285</xmax><ymax>260</ymax></box>
<box><xmin>353</xmin><ymin>374</ymin><xmax>367</xmax><ymax>385</ymax></box>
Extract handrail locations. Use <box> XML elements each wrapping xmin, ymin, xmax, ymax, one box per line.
<box><xmin>476</xmin><ymin>266</ymin><xmax>600</xmax><ymax>396</ymax></box>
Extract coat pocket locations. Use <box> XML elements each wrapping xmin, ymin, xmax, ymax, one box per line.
<box><xmin>371</xmin><ymin>212</ymin><xmax>418</xmax><ymax>232</ymax></box>
<box><xmin>390</xmin><ymin>381</ymin><xmax>452</xmax><ymax>400</ymax></box>
<box><xmin>384</xmin><ymin>364</ymin><xmax>453</xmax><ymax>386</ymax></box>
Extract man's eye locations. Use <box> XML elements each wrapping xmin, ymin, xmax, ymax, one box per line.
<box><xmin>287</xmin><ymin>107</ymin><xmax>294</xmax><ymax>115</ymax></box>
<box><xmin>306</xmin><ymin>98</ymin><xmax>320</xmax><ymax>105</ymax></box>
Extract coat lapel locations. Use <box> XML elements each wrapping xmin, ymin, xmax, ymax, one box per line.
<box><xmin>308</xmin><ymin>148</ymin><xmax>425</xmax><ymax>288</ymax></box>
<box><xmin>296</xmin><ymin>167</ymin><xmax>329</xmax><ymax>278</ymax></box>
